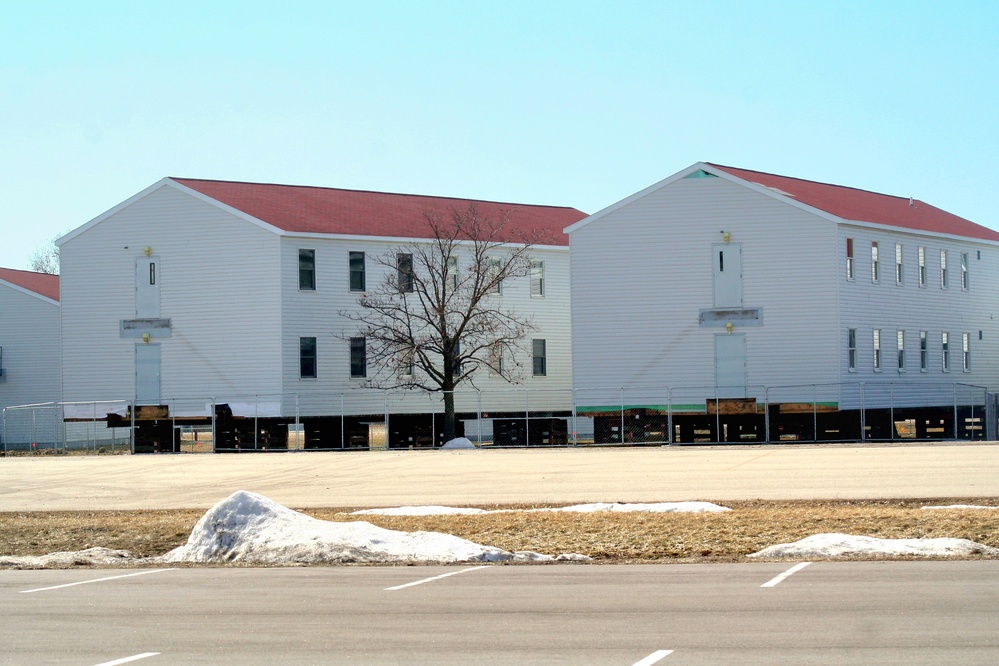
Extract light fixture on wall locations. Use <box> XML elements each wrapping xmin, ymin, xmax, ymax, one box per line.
<box><xmin>721</xmin><ymin>231</ymin><xmax>731</xmax><ymax>243</ymax></box>
<box><xmin>725</xmin><ymin>322</ymin><xmax>734</xmax><ymax>334</ymax></box>
<box><xmin>144</xmin><ymin>246</ymin><xmax>152</xmax><ymax>256</ymax></box>
<box><xmin>142</xmin><ymin>333</ymin><xmax>151</xmax><ymax>343</ymax></box>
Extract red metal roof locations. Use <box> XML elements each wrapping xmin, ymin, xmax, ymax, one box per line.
<box><xmin>709</xmin><ymin>164</ymin><xmax>999</xmax><ymax>242</ymax></box>
<box><xmin>0</xmin><ymin>267</ymin><xmax>59</xmax><ymax>301</ymax></box>
<box><xmin>172</xmin><ymin>178</ymin><xmax>586</xmax><ymax>246</ymax></box>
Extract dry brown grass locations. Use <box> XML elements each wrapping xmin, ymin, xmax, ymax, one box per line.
<box><xmin>1</xmin><ymin>499</ymin><xmax>996</xmax><ymax>563</ymax></box>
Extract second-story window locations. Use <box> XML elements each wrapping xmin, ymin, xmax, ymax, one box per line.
<box><xmin>397</xmin><ymin>253</ymin><xmax>414</xmax><ymax>293</ymax></box>
<box><xmin>873</xmin><ymin>329</ymin><xmax>881</xmax><ymax>371</ymax></box>
<box><xmin>897</xmin><ymin>330</ymin><xmax>905</xmax><ymax>371</ymax></box>
<box><xmin>299</xmin><ymin>249</ymin><xmax>316</xmax><ymax>290</ymax></box>
<box><xmin>961</xmin><ymin>253</ymin><xmax>969</xmax><ymax>290</ymax></box>
<box><xmin>918</xmin><ymin>246</ymin><xmax>926</xmax><ymax>286</ymax></box>
<box><xmin>920</xmin><ymin>331</ymin><xmax>927</xmax><ymax>371</ymax></box>
<box><xmin>349</xmin><ymin>251</ymin><xmax>365</xmax><ymax>291</ymax></box>
<box><xmin>871</xmin><ymin>242</ymin><xmax>879</xmax><ymax>282</ymax></box>
<box><xmin>940</xmin><ymin>250</ymin><xmax>948</xmax><ymax>288</ymax></box>
<box><xmin>942</xmin><ymin>332</ymin><xmax>950</xmax><ymax>371</ymax></box>
<box><xmin>895</xmin><ymin>243</ymin><xmax>903</xmax><ymax>284</ymax></box>
<box><xmin>848</xmin><ymin>328</ymin><xmax>857</xmax><ymax>371</ymax></box>
<box><xmin>531</xmin><ymin>260</ymin><xmax>545</xmax><ymax>296</ymax></box>
<box><xmin>846</xmin><ymin>238</ymin><xmax>854</xmax><ymax>280</ymax></box>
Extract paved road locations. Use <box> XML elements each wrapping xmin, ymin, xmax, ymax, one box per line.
<box><xmin>3</xmin><ymin>561</ymin><xmax>997</xmax><ymax>665</ymax></box>
<box><xmin>1</xmin><ymin>443</ymin><xmax>997</xmax><ymax>511</ymax></box>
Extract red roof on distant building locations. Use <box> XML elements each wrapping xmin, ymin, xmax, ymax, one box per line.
<box><xmin>0</xmin><ymin>267</ymin><xmax>59</xmax><ymax>301</ymax></box>
<box><xmin>171</xmin><ymin>178</ymin><xmax>586</xmax><ymax>246</ymax></box>
<box><xmin>709</xmin><ymin>164</ymin><xmax>999</xmax><ymax>242</ymax></box>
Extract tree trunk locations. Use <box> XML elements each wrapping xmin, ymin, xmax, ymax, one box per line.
<box><xmin>442</xmin><ymin>389</ymin><xmax>456</xmax><ymax>444</ymax></box>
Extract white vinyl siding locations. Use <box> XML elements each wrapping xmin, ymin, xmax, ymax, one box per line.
<box><xmin>60</xmin><ymin>184</ymin><xmax>283</xmax><ymax>403</ymax></box>
<box><xmin>0</xmin><ymin>283</ymin><xmax>61</xmax><ymax>412</ymax></box>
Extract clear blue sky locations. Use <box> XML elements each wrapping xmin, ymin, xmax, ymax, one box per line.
<box><xmin>1</xmin><ymin>0</ymin><xmax>996</xmax><ymax>270</ymax></box>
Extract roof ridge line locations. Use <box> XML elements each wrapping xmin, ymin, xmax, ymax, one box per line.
<box><xmin>708</xmin><ymin>163</ymin><xmax>924</xmax><ymax>205</ymax></box>
<box><xmin>169</xmin><ymin>177</ymin><xmax>582</xmax><ymax>213</ymax></box>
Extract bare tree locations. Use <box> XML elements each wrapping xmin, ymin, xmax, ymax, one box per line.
<box><xmin>339</xmin><ymin>203</ymin><xmax>545</xmax><ymax>443</ymax></box>
<box><xmin>29</xmin><ymin>235</ymin><xmax>60</xmax><ymax>274</ymax></box>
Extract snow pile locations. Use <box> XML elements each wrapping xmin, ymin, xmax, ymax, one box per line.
<box><xmin>749</xmin><ymin>533</ymin><xmax>999</xmax><ymax>559</ymax></box>
<box><xmin>440</xmin><ymin>437</ymin><xmax>476</xmax><ymax>449</ymax></box>
<box><xmin>922</xmin><ymin>504</ymin><xmax>998</xmax><ymax>510</ymax></box>
<box><xmin>162</xmin><ymin>491</ymin><xmax>586</xmax><ymax>564</ymax></box>
<box><xmin>352</xmin><ymin>501</ymin><xmax>731</xmax><ymax>516</ymax></box>
<box><xmin>0</xmin><ymin>547</ymin><xmax>134</xmax><ymax>569</ymax></box>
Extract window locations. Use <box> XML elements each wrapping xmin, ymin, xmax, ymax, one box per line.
<box><xmin>532</xmin><ymin>339</ymin><xmax>547</xmax><ymax>376</ymax></box>
<box><xmin>940</xmin><ymin>250</ymin><xmax>948</xmax><ymax>288</ymax></box>
<box><xmin>963</xmin><ymin>333</ymin><xmax>970</xmax><ymax>371</ymax></box>
<box><xmin>489</xmin><ymin>344</ymin><xmax>504</xmax><ymax>375</ymax></box>
<box><xmin>846</xmin><ymin>238</ymin><xmax>854</xmax><ymax>280</ymax></box>
<box><xmin>530</xmin><ymin>260</ymin><xmax>545</xmax><ymax>296</ymax></box>
<box><xmin>918</xmin><ymin>247</ymin><xmax>926</xmax><ymax>286</ymax></box>
<box><xmin>397</xmin><ymin>253</ymin><xmax>414</xmax><ymax>292</ymax></box>
<box><xmin>299</xmin><ymin>337</ymin><xmax>317</xmax><ymax>379</ymax></box>
<box><xmin>349</xmin><ymin>251</ymin><xmax>365</xmax><ymax>291</ymax></box>
<box><xmin>873</xmin><ymin>329</ymin><xmax>881</xmax><ymax>371</ymax></box>
<box><xmin>487</xmin><ymin>258</ymin><xmax>502</xmax><ymax>294</ymax></box>
<box><xmin>871</xmin><ymin>242</ymin><xmax>879</xmax><ymax>282</ymax></box>
<box><xmin>897</xmin><ymin>330</ymin><xmax>905</xmax><ymax>371</ymax></box>
<box><xmin>447</xmin><ymin>256</ymin><xmax>458</xmax><ymax>290</ymax></box>
<box><xmin>920</xmin><ymin>331</ymin><xmax>927</xmax><ymax>371</ymax></box>
<box><xmin>848</xmin><ymin>328</ymin><xmax>857</xmax><ymax>371</ymax></box>
<box><xmin>942</xmin><ymin>332</ymin><xmax>950</xmax><ymax>371</ymax></box>
<box><xmin>400</xmin><ymin>348</ymin><xmax>414</xmax><ymax>378</ymax></box>
<box><xmin>350</xmin><ymin>337</ymin><xmax>366</xmax><ymax>378</ymax></box>
<box><xmin>895</xmin><ymin>243</ymin><xmax>903</xmax><ymax>284</ymax></box>
<box><xmin>299</xmin><ymin>249</ymin><xmax>316</xmax><ymax>290</ymax></box>
<box><xmin>450</xmin><ymin>341</ymin><xmax>461</xmax><ymax>377</ymax></box>
<box><xmin>961</xmin><ymin>253</ymin><xmax>969</xmax><ymax>290</ymax></box>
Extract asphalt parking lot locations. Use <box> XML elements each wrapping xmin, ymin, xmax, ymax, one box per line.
<box><xmin>3</xmin><ymin>561</ymin><xmax>997</xmax><ymax>665</ymax></box>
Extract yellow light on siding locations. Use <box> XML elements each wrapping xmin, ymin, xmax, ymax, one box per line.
<box><xmin>725</xmin><ymin>322</ymin><xmax>734</xmax><ymax>334</ymax></box>
<box><xmin>144</xmin><ymin>246</ymin><xmax>152</xmax><ymax>256</ymax></box>
<box><xmin>722</xmin><ymin>231</ymin><xmax>731</xmax><ymax>243</ymax></box>
<box><xmin>142</xmin><ymin>333</ymin><xmax>150</xmax><ymax>343</ymax></box>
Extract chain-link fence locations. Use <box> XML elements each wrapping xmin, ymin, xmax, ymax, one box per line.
<box><xmin>1</xmin><ymin>382</ymin><xmax>993</xmax><ymax>454</ymax></box>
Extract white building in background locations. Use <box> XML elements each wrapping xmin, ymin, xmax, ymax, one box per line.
<box><xmin>565</xmin><ymin>162</ymin><xmax>999</xmax><ymax>442</ymax></box>
<box><xmin>56</xmin><ymin>178</ymin><xmax>585</xmax><ymax>449</ymax></box>
<box><xmin>0</xmin><ymin>267</ymin><xmax>61</xmax><ymax>421</ymax></box>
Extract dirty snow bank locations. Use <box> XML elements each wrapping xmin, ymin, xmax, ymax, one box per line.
<box><xmin>440</xmin><ymin>437</ymin><xmax>476</xmax><ymax>449</ymax></box>
<box><xmin>161</xmin><ymin>491</ymin><xmax>588</xmax><ymax>564</ymax></box>
<box><xmin>353</xmin><ymin>501</ymin><xmax>731</xmax><ymax>516</ymax></box>
<box><xmin>921</xmin><ymin>504</ymin><xmax>998</xmax><ymax>510</ymax></box>
<box><xmin>749</xmin><ymin>533</ymin><xmax>999</xmax><ymax>559</ymax></box>
<box><xmin>0</xmin><ymin>547</ymin><xmax>134</xmax><ymax>569</ymax></box>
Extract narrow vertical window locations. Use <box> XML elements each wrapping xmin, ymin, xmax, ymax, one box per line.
<box><xmin>961</xmin><ymin>253</ymin><xmax>969</xmax><ymax>290</ymax></box>
<box><xmin>918</xmin><ymin>246</ymin><xmax>926</xmax><ymax>286</ymax></box>
<box><xmin>942</xmin><ymin>332</ymin><xmax>950</xmax><ymax>371</ymax></box>
<box><xmin>845</xmin><ymin>238</ymin><xmax>854</xmax><ymax>280</ymax></box>
<box><xmin>299</xmin><ymin>337</ymin><xmax>317</xmax><ymax>379</ymax></box>
<box><xmin>349</xmin><ymin>251</ymin><xmax>365</xmax><ymax>291</ymax></box>
<box><xmin>848</xmin><ymin>328</ymin><xmax>857</xmax><ymax>371</ymax></box>
<box><xmin>532</xmin><ymin>339</ymin><xmax>547</xmax><ymax>376</ymax></box>
<box><xmin>149</xmin><ymin>263</ymin><xmax>156</xmax><ymax>286</ymax></box>
<box><xmin>397</xmin><ymin>253</ymin><xmax>414</xmax><ymax>292</ymax></box>
<box><xmin>897</xmin><ymin>330</ymin><xmax>905</xmax><ymax>371</ymax></box>
<box><xmin>447</xmin><ymin>256</ymin><xmax>459</xmax><ymax>290</ymax></box>
<box><xmin>963</xmin><ymin>333</ymin><xmax>970</xmax><ymax>371</ymax></box>
<box><xmin>940</xmin><ymin>250</ymin><xmax>948</xmax><ymax>288</ymax></box>
<box><xmin>451</xmin><ymin>341</ymin><xmax>461</xmax><ymax>377</ymax></box>
<box><xmin>873</xmin><ymin>329</ymin><xmax>881</xmax><ymax>371</ymax></box>
<box><xmin>871</xmin><ymin>242</ymin><xmax>879</xmax><ymax>282</ymax></box>
<box><xmin>350</xmin><ymin>337</ymin><xmax>366</xmax><ymax>378</ymax></box>
<box><xmin>487</xmin><ymin>258</ymin><xmax>502</xmax><ymax>294</ymax></box>
<box><xmin>400</xmin><ymin>348</ymin><xmax>414</xmax><ymax>378</ymax></box>
<box><xmin>895</xmin><ymin>243</ymin><xmax>903</xmax><ymax>284</ymax></box>
<box><xmin>489</xmin><ymin>344</ymin><xmax>504</xmax><ymax>376</ymax></box>
<box><xmin>920</xmin><ymin>331</ymin><xmax>927</xmax><ymax>371</ymax></box>
<box><xmin>299</xmin><ymin>249</ymin><xmax>316</xmax><ymax>290</ymax></box>
<box><xmin>530</xmin><ymin>260</ymin><xmax>545</xmax><ymax>296</ymax></box>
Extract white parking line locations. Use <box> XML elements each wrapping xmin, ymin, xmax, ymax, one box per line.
<box><xmin>761</xmin><ymin>561</ymin><xmax>812</xmax><ymax>588</ymax></box>
<box><xmin>384</xmin><ymin>565</ymin><xmax>490</xmax><ymax>590</ymax></box>
<box><xmin>92</xmin><ymin>652</ymin><xmax>159</xmax><ymax>666</ymax></box>
<box><xmin>632</xmin><ymin>649</ymin><xmax>673</xmax><ymax>665</ymax></box>
<box><xmin>19</xmin><ymin>569</ymin><xmax>175</xmax><ymax>594</ymax></box>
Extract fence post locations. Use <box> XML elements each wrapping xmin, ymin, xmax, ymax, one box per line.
<box><xmin>812</xmin><ymin>385</ymin><xmax>818</xmax><ymax>443</ymax></box>
<box><xmin>860</xmin><ymin>383</ymin><xmax>866</xmax><ymax>442</ymax></box>
<box><xmin>571</xmin><ymin>388</ymin><xmax>578</xmax><ymax>447</ymax></box>
<box><xmin>477</xmin><ymin>390</ymin><xmax>482</xmax><ymax>447</ymax></box>
<box><xmin>953</xmin><ymin>384</ymin><xmax>959</xmax><ymax>440</ymax></box>
<box><xmin>525</xmin><ymin>389</ymin><xmax>530</xmax><ymax>447</ymax></box>
<box><xmin>619</xmin><ymin>388</ymin><xmax>625</xmax><ymax>445</ymax></box>
<box><xmin>384</xmin><ymin>391</ymin><xmax>390</xmax><ymax>450</ymax></box>
<box><xmin>666</xmin><ymin>387</ymin><xmax>673</xmax><ymax>445</ymax></box>
<box><xmin>889</xmin><ymin>383</ymin><xmax>895</xmax><ymax>441</ymax></box>
<box><xmin>340</xmin><ymin>394</ymin><xmax>345</xmax><ymax>449</ymax></box>
<box><xmin>295</xmin><ymin>393</ymin><xmax>300</xmax><ymax>451</ymax></box>
<box><xmin>130</xmin><ymin>401</ymin><xmax>136</xmax><ymax>454</ymax></box>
